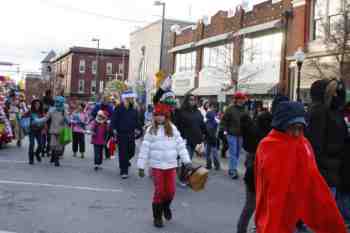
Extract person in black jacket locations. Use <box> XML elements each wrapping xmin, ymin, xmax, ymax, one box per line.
<box><xmin>111</xmin><ymin>91</ymin><xmax>142</xmax><ymax>179</ymax></box>
<box><xmin>307</xmin><ymin>79</ymin><xmax>350</xmax><ymax>227</ymax></box>
<box><xmin>174</xmin><ymin>94</ymin><xmax>206</xmax><ymax>159</ymax></box>
<box><xmin>307</xmin><ymin>79</ymin><xmax>347</xmax><ymax>192</ymax></box>
<box><xmin>236</xmin><ymin>94</ymin><xmax>288</xmax><ymax>233</ymax></box>
<box><xmin>236</xmin><ymin>108</ymin><xmax>272</xmax><ymax>233</ymax></box>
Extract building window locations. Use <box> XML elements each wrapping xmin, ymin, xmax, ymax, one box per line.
<box><xmin>118</xmin><ymin>63</ymin><xmax>124</xmax><ymax>74</ymax></box>
<box><xmin>202</xmin><ymin>43</ymin><xmax>234</xmax><ymax>71</ymax></box>
<box><xmin>91</xmin><ymin>80</ymin><xmax>96</xmax><ymax>94</ymax></box>
<box><xmin>78</xmin><ymin>80</ymin><xmax>85</xmax><ymax>94</ymax></box>
<box><xmin>312</xmin><ymin>0</ymin><xmax>347</xmax><ymax>40</ymax></box>
<box><xmin>106</xmin><ymin>63</ymin><xmax>113</xmax><ymax>75</ymax></box>
<box><xmin>79</xmin><ymin>60</ymin><xmax>85</xmax><ymax>74</ymax></box>
<box><xmin>92</xmin><ymin>60</ymin><xmax>97</xmax><ymax>75</ymax></box>
<box><xmin>175</xmin><ymin>51</ymin><xmax>196</xmax><ymax>73</ymax></box>
<box><xmin>242</xmin><ymin>32</ymin><xmax>283</xmax><ymax>65</ymax></box>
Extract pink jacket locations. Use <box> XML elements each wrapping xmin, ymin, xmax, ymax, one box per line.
<box><xmin>90</xmin><ymin>120</ymin><xmax>108</xmax><ymax>145</ymax></box>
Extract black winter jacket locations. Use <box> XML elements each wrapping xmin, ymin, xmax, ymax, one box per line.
<box><xmin>174</xmin><ymin>108</ymin><xmax>206</xmax><ymax>147</ymax></box>
<box><xmin>307</xmin><ymin>79</ymin><xmax>348</xmax><ymax>188</ymax></box>
<box><xmin>241</xmin><ymin>111</ymin><xmax>272</xmax><ymax>193</ymax></box>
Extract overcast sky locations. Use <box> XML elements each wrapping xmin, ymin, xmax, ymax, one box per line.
<box><xmin>0</xmin><ymin>0</ymin><xmax>263</xmax><ymax>79</ymax></box>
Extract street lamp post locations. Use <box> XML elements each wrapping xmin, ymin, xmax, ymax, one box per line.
<box><xmin>92</xmin><ymin>38</ymin><xmax>100</xmax><ymax>95</ymax></box>
<box><xmin>121</xmin><ymin>45</ymin><xmax>126</xmax><ymax>81</ymax></box>
<box><xmin>294</xmin><ymin>47</ymin><xmax>305</xmax><ymax>102</ymax></box>
<box><xmin>154</xmin><ymin>1</ymin><xmax>166</xmax><ymax>71</ymax></box>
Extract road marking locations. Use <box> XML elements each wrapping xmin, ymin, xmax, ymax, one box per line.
<box><xmin>0</xmin><ymin>160</ymin><xmax>26</xmax><ymax>164</ymax></box>
<box><xmin>0</xmin><ymin>180</ymin><xmax>123</xmax><ymax>193</ymax></box>
<box><xmin>0</xmin><ymin>231</ymin><xmax>17</xmax><ymax>233</ymax></box>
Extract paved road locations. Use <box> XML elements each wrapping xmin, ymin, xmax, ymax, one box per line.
<box><xmin>0</xmin><ymin>139</ymin><xmax>249</xmax><ymax>233</ymax></box>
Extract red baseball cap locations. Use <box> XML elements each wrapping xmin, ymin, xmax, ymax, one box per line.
<box><xmin>233</xmin><ymin>92</ymin><xmax>247</xmax><ymax>100</ymax></box>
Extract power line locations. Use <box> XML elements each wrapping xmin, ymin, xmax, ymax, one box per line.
<box><xmin>38</xmin><ymin>0</ymin><xmax>152</xmax><ymax>24</ymax></box>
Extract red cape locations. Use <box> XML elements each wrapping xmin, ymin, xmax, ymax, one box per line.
<box><xmin>255</xmin><ymin>130</ymin><xmax>347</xmax><ymax>233</ymax></box>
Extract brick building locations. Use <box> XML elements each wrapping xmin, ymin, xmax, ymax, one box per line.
<box><xmin>50</xmin><ymin>47</ymin><xmax>129</xmax><ymax>100</ymax></box>
<box><xmin>169</xmin><ymin>0</ymin><xmax>340</xmax><ymax>102</ymax></box>
<box><xmin>24</xmin><ymin>73</ymin><xmax>49</xmax><ymax>103</ymax></box>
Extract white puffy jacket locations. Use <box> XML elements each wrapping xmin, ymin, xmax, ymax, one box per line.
<box><xmin>137</xmin><ymin>124</ymin><xmax>191</xmax><ymax>170</ymax></box>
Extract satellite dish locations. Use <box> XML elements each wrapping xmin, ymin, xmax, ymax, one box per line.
<box><xmin>170</xmin><ymin>24</ymin><xmax>180</xmax><ymax>33</ymax></box>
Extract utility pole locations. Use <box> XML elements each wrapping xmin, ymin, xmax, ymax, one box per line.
<box><xmin>154</xmin><ymin>1</ymin><xmax>166</xmax><ymax>71</ymax></box>
<box><xmin>121</xmin><ymin>45</ymin><xmax>126</xmax><ymax>81</ymax></box>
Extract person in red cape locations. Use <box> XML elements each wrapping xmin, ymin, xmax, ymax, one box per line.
<box><xmin>255</xmin><ymin>101</ymin><xmax>347</xmax><ymax>233</ymax></box>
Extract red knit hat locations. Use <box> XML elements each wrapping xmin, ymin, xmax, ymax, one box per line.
<box><xmin>233</xmin><ymin>92</ymin><xmax>248</xmax><ymax>100</ymax></box>
<box><xmin>154</xmin><ymin>103</ymin><xmax>171</xmax><ymax>117</ymax></box>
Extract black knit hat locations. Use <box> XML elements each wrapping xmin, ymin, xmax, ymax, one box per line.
<box><xmin>271</xmin><ymin>101</ymin><xmax>306</xmax><ymax>132</ymax></box>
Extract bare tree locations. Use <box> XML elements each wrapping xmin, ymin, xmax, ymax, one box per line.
<box><xmin>213</xmin><ymin>35</ymin><xmax>259</xmax><ymax>92</ymax></box>
<box><xmin>309</xmin><ymin>2</ymin><xmax>350</xmax><ymax>83</ymax></box>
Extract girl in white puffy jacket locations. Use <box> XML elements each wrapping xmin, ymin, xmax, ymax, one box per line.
<box><xmin>137</xmin><ymin>103</ymin><xmax>191</xmax><ymax>228</ymax></box>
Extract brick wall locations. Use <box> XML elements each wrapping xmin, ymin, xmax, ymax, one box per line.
<box><xmin>25</xmin><ymin>78</ymin><xmax>49</xmax><ymax>103</ymax></box>
<box><xmin>170</xmin><ymin>0</ymin><xmax>316</xmax><ymax>95</ymax></box>
<box><xmin>53</xmin><ymin>51</ymin><xmax>129</xmax><ymax>100</ymax></box>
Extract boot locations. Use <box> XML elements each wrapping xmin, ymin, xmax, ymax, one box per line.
<box><xmin>152</xmin><ymin>203</ymin><xmax>163</xmax><ymax>228</ymax></box>
<box><xmin>52</xmin><ymin>151</ymin><xmax>60</xmax><ymax>167</ymax></box>
<box><xmin>29</xmin><ymin>153</ymin><xmax>34</xmax><ymax>165</ymax></box>
<box><xmin>35</xmin><ymin>152</ymin><xmax>42</xmax><ymax>163</ymax></box>
<box><xmin>163</xmin><ymin>200</ymin><xmax>173</xmax><ymax>221</ymax></box>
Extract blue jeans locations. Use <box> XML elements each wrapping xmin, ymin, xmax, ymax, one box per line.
<box><xmin>205</xmin><ymin>145</ymin><xmax>220</xmax><ymax>169</ymax></box>
<box><xmin>227</xmin><ymin>135</ymin><xmax>242</xmax><ymax>174</ymax></box>
<box><xmin>337</xmin><ymin>192</ymin><xmax>350</xmax><ymax>225</ymax></box>
<box><xmin>28</xmin><ymin>131</ymin><xmax>43</xmax><ymax>163</ymax></box>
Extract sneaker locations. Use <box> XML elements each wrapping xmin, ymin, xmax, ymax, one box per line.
<box><xmin>121</xmin><ymin>174</ymin><xmax>128</xmax><ymax>179</ymax></box>
<box><xmin>231</xmin><ymin>170</ymin><xmax>239</xmax><ymax>179</ymax></box>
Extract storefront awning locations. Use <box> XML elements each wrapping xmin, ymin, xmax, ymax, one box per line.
<box><xmin>234</xmin><ymin>19</ymin><xmax>282</xmax><ymax>37</ymax></box>
<box><xmin>172</xmin><ymin>71</ymin><xmax>196</xmax><ymax>96</ymax></box>
<box><xmin>238</xmin><ymin>83</ymin><xmax>277</xmax><ymax>95</ymax></box>
<box><xmin>195</xmin><ymin>32</ymin><xmax>233</xmax><ymax>47</ymax></box>
<box><xmin>169</xmin><ymin>42</ymin><xmax>195</xmax><ymax>53</ymax></box>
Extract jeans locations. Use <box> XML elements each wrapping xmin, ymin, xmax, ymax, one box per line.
<box><xmin>152</xmin><ymin>168</ymin><xmax>176</xmax><ymax>204</ymax></box>
<box><xmin>227</xmin><ymin>135</ymin><xmax>242</xmax><ymax>174</ymax></box>
<box><xmin>337</xmin><ymin>192</ymin><xmax>350</xmax><ymax>225</ymax></box>
<box><xmin>205</xmin><ymin>145</ymin><xmax>220</xmax><ymax>169</ymax></box>
<box><xmin>28</xmin><ymin>131</ymin><xmax>43</xmax><ymax>163</ymax></box>
<box><xmin>237</xmin><ymin>187</ymin><xmax>255</xmax><ymax>233</ymax></box>
<box><xmin>93</xmin><ymin>145</ymin><xmax>103</xmax><ymax>165</ymax></box>
<box><xmin>72</xmin><ymin>132</ymin><xmax>85</xmax><ymax>153</ymax></box>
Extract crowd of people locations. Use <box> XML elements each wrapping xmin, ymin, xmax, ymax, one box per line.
<box><xmin>1</xmin><ymin>75</ymin><xmax>350</xmax><ymax>232</ymax></box>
